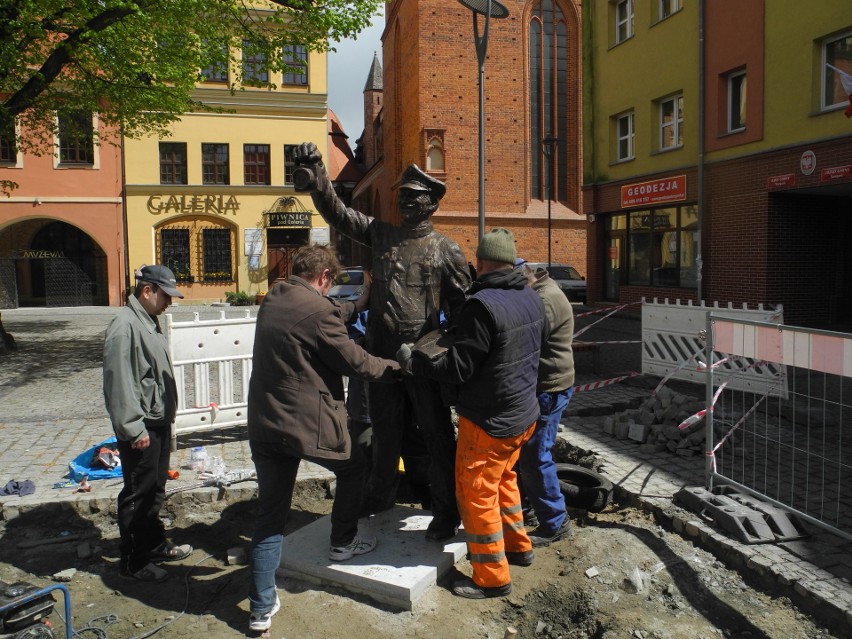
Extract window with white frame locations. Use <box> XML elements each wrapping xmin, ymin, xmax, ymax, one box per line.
<box><xmin>659</xmin><ymin>0</ymin><xmax>680</xmax><ymax>21</ymax></box>
<box><xmin>659</xmin><ymin>94</ymin><xmax>683</xmax><ymax>150</ymax></box>
<box><xmin>616</xmin><ymin>111</ymin><xmax>634</xmax><ymax>162</ymax></box>
<box><xmin>615</xmin><ymin>0</ymin><xmax>633</xmax><ymax>44</ymax></box>
<box><xmin>0</xmin><ymin>117</ymin><xmax>16</xmax><ymax>164</ymax></box>
<box><xmin>823</xmin><ymin>31</ymin><xmax>852</xmax><ymax>111</ymax></box>
<box><xmin>58</xmin><ymin>111</ymin><xmax>94</xmax><ymax>164</ymax></box>
<box><xmin>728</xmin><ymin>71</ymin><xmax>746</xmax><ymax>132</ymax></box>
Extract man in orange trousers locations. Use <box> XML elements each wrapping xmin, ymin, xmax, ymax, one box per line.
<box><xmin>403</xmin><ymin>229</ymin><xmax>544</xmax><ymax>598</ymax></box>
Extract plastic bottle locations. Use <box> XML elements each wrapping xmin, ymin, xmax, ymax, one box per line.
<box><xmin>190</xmin><ymin>446</ymin><xmax>207</xmax><ymax>472</ymax></box>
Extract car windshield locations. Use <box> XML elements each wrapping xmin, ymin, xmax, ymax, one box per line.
<box><xmin>549</xmin><ymin>266</ymin><xmax>583</xmax><ymax>280</ymax></box>
<box><xmin>335</xmin><ymin>270</ymin><xmax>364</xmax><ymax>286</ymax></box>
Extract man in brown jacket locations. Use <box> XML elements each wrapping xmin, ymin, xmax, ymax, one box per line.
<box><xmin>246</xmin><ymin>245</ymin><xmax>401</xmax><ymax>633</ymax></box>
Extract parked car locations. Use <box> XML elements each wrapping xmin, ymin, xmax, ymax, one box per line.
<box><xmin>326</xmin><ymin>266</ymin><xmax>371</xmax><ymax>302</ymax></box>
<box><xmin>524</xmin><ymin>262</ymin><xmax>587</xmax><ymax>303</ymax></box>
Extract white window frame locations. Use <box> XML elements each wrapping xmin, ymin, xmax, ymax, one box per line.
<box><xmin>659</xmin><ymin>94</ymin><xmax>683</xmax><ymax>151</ymax></box>
<box><xmin>616</xmin><ymin>111</ymin><xmax>634</xmax><ymax>162</ymax></box>
<box><xmin>822</xmin><ymin>30</ymin><xmax>852</xmax><ymax>111</ymax></box>
<box><xmin>615</xmin><ymin>0</ymin><xmax>633</xmax><ymax>45</ymax></box>
<box><xmin>659</xmin><ymin>0</ymin><xmax>681</xmax><ymax>21</ymax></box>
<box><xmin>727</xmin><ymin>71</ymin><xmax>746</xmax><ymax>132</ymax></box>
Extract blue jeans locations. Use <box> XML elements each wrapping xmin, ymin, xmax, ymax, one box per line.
<box><xmin>248</xmin><ymin>440</ymin><xmax>366</xmax><ymax>614</ymax></box>
<box><xmin>518</xmin><ymin>387</ymin><xmax>574</xmax><ymax>535</ymax></box>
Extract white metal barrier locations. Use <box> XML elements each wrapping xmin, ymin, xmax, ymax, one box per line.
<box><xmin>706</xmin><ymin>315</ymin><xmax>852</xmax><ymax>542</ymax></box>
<box><xmin>642</xmin><ymin>298</ymin><xmax>786</xmax><ymax>398</ymax></box>
<box><xmin>163</xmin><ymin>310</ymin><xmax>256</xmax><ymax>437</ymax></box>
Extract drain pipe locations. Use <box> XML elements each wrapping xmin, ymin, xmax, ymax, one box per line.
<box><xmin>119</xmin><ymin>126</ymin><xmax>130</xmax><ymax>304</ymax></box>
<box><xmin>696</xmin><ymin>0</ymin><xmax>705</xmax><ymax>303</ymax></box>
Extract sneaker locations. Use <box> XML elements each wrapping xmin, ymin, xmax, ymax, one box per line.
<box><xmin>249</xmin><ymin>595</ymin><xmax>281</xmax><ymax>632</ymax></box>
<box><xmin>328</xmin><ymin>535</ymin><xmax>377</xmax><ymax>561</ymax></box>
<box><xmin>505</xmin><ymin>549</ymin><xmax>534</xmax><ymax>567</ymax></box>
<box><xmin>452</xmin><ymin>578</ymin><xmax>512</xmax><ymax>599</ymax></box>
<box><xmin>149</xmin><ymin>540</ymin><xmax>193</xmax><ymax>562</ymax></box>
<box><xmin>528</xmin><ymin>518</ymin><xmax>574</xmax><ymax>548</ymax></box>
<box><xmin>119</xmin><ymin>562</ymin><xmax>169</xmax><ymax>583</ymax></box>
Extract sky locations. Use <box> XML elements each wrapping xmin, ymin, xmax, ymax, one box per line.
<box><xmin>327</xmin><ymin>8</ymin><xmax>385</xmax><ymax>150</ymax></box>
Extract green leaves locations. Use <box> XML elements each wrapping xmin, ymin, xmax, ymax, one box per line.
<box><xmin>0</xmin><ymin>0</ymin><xmax>381</xmax><ymax>154</ymax></box>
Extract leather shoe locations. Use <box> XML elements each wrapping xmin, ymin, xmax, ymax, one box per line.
<box><xmin>452</xmin><ymin>578</ymin><xmax>512</xmax><ymax>599</ymax></box>
<box><xmin>425</xmin><ymin>525</ymin><xmax>459</xmax><ymax>542</ymax></box>
<box><xmin>505</xmin><ymin>550</ymin><xmax>534</xmax><ymax>566</ymax></box>
<box><xmin>528</xmin><ymin>519</ymin><xmax>574</xmax><ymax>548</ymax></box>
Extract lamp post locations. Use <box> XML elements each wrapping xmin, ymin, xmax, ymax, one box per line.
<box><xmin>457</xmin><ymin>0</ymin><xmax>509</xmax><ymax>242</ymax></box>
<box><xmin>542</xmin><ymin>134</ymin><xmax>557</xmax><ymax>270</ymax></box>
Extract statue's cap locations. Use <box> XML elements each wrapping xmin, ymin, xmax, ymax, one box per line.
<box><xmin>398</xmin><ymin>164</ymin><xmax>446</xmax><ymax>201</ymax></box>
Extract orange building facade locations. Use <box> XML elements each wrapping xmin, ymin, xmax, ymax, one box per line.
<box><xmin>0</xmin><ymin>118</ymin><xmax>126</xmax><ymax>307</ymax></box>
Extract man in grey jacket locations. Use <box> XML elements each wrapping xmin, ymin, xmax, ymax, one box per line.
<box><xmin>246</xmin><ymin>245</ymin><xmax>401</xmax><ymax>633</ymax></box>
<box><xmin>103</xmin><ymin>265</ymin><xmax>192</xmax><ymax>584</ymax></box>
<box><xmin>517</xmin><ymin>262</ymin><xmax>576</xmax><ymax>547</ymax></box>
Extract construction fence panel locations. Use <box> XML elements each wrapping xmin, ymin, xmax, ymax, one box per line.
<box><xmin>164</xmin><ymin>310</ymin><xmax>256</xmax><ymax>437</ymax></box>
<box><xmin>643</xmin><ymin>298</ymin><xmax>787</xmax><ymax>399</ymax></box>
<box><xmin>707</xmin><ymin>315</ymin><xmax>852</xmax><ymax>541</ymax></box>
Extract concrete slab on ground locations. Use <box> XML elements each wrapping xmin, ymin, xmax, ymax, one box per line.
<box><xmin>278</xmin><ymin>505</ymin><xmax>465</xmax><ymax>610</ymax></box>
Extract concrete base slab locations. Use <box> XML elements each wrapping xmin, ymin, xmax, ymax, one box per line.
<box><xmin>278</xmin><ymin>505</ymin><xmax>465</xmax><ymax>610</ymax></box>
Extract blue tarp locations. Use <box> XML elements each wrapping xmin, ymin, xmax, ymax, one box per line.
<box><xmin>68</xmin><ymin>436</ymin><xmax>122</xmax><ymax>482</ymax></box>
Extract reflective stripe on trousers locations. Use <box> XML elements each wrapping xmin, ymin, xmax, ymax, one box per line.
<box><xmin>456</xmin><ymin>416</ymin><xmax>535</xmax><ymax>588</ymax></box>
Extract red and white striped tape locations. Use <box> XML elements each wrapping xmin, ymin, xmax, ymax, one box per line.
<box><xmin>574</xmin><ymin>300</ymin><xmax>642</xmax><ymax>320</ymax></box>
<box><xmin>573</xmin><ymin>371</ymin><xmax>640</xmax><ymax>393</ymax></box>
<box><xmin>677</xmin><ymin>381</ymin><xmax>727</xmax><ymax>430</ymax></box>
<box><xmin>707</xmin><ymin>383</ymin><xmax>778</xmax><ymax>473</ymax></box>
<box><xmin>574</xmin><ymin>340</ymin><xmax>642</xmax><ymax>346</ymax></box>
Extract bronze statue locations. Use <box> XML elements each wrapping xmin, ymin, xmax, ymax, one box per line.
<box><xmin>293</xmin><ymin>142</ymin><xmax>471</xmax><ymax>541</ymax></box>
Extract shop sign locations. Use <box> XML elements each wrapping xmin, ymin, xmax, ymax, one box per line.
<box><xmin>767</xmin><ymin>174</ymin><xmax>796</xmax><ymax>189</ymax></box>
<box><xmin>147</xmin><ymin>194</ymin><xmax>239</xmax><ymax>216</ymax></box>
<box><xmin>621</xmin><ymin>175</ymin><xmax>686</xmax><ymax>208</ymax></box>
<box><xmin>267</xmin><ymin>212</ymin><xmax>311</xmax><ymax>227</ymax></box>
<box><xmin>800</xmin><ymin>150</ymin><xmax>816</xmax><ymax>176</ymax></box>
<box><xmin>821</xmin><ymin>165</ymin><xmax>851</xmax><ymax>182</ymax></box>
<box><xmin>6</xmin><ymin>250</ymin><xmax>66</xmax><ymax>259</ymax></box>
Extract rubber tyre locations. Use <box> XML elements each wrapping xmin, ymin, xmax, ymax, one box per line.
<box><xmin>556</xmin><ymin>463</ymin><xmax>614</xmax><ymax>513</ymax></box>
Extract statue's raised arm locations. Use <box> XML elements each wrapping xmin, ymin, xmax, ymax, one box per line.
<box><xmin>293</xmin><ymin>142</ymin><xmax>374</xmax><ymax>246</ymax></box>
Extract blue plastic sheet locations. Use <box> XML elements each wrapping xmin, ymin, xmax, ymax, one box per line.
<box><xmin>68</xmin><ymin>436</ymin><xmax>122</xmax><ymax>482</ymax></box>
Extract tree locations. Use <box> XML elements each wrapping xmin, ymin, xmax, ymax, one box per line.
<box><xmin>0</xmin><ymin>0</ymin><xmax>380</xmax><ymax>347</ymax></box>
<box><xmin>0</xmin><ymin>0</ymin><xmax>381</xmax><ymax>154</ymax></box>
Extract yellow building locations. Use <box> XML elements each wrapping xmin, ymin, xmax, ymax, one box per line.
<box><xmin>123</xmin><ymin>42</ymin><xmax>330</xmax><ymax>302</ymax></box>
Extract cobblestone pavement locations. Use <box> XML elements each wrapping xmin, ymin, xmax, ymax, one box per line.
<box><xmin>1</xmin><ymin>304</ymin><xmax>850</xmax><ymax>634</ymax></box>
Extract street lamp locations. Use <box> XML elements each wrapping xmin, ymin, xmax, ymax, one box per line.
<box><xmin>457</xmin><ymin>0</ymin><xmax>509</xmax><ymax>242</ymax></box>
<box><xmin>542</xmin><ymin>134</ymin><xmax>557</xmax><ymax>270</ymax></box>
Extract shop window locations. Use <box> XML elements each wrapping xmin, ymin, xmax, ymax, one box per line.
<box><xmin>159</xmin><ymin>142</ymin><xmax>187</xmax><ymax>184</ymax></box>
<box><xmin>58</xmin><ymin>111</ymin><xmax>94</xmax><ymax>165</ymax></box>
<box><xmin>284</xmin><ymin>144</ymin><xmax>296</xmax><ymax>185</ymax></box>
<box><xmin>201</xmin><ymin>41</ymin><xmax>229</xmax><ymax>83</ymax></box>
<box><xmin>658</xmin><ymin>93</ymin><xmax>683</xmax><ymax>150</ymax></box>
<box><xmin>242</xmin><ymin>40</ymin><xmax>269</xmax><ymax>85</ymax></box>
<box><xmin>727</xmin><ymin>71</ymin><xmax>746</xmax><ymax>132</ymax></box>
<box><xmin>202</xmin><ymin>228</ymin><xmax>232</xmax><ymax>281</ymax></box>
<box><xmin>615</xmin><ymin>111</ymin><xmax>634</xmax><ymax>162</ymax></box>
<box><xmin>202</xmin><ymin>143</ymin><xmax>229</xmax><ymax>185</ymax></box>
<box><xmin>822</xmin><ymin>30</ymin><xmax>852</xmax><ymax>111</ymax></box>
<box><xmin>158</xmin><ymin>220</ymin><xmax>235</xmax><ymax>283</ymax></box>
<box><xmin>244</xmin><ymin>144</ymin><xmax>270</xmax><ymax>185</ymax></box>
<box><xmin>0</xmin><ymin>117</ymin><xmax>16</xmax><ymax>164</ymax></box>
<box><xmin>282</xmin><ymin>45</ymin><xmax>308</xmax><ymax>85</ymax></box>
<box><xmin>614</xmin><ymin>0</ymin><xmax>633</xmax><ymax>45</ymax></box>
<box><xmin>608</xmin><ymin>205</ymin><xmax>697</xmax><ymax>288</ymax></box>
<box><xmin>160</xmin><ymin>228</ymin><xmax>192</xmax><ymax>282</ymax></box>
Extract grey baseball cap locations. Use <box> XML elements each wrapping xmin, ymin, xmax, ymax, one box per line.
<box><xmin>136</xmin><ymin>264</ymin><xmax>184</xmax><ymax>298</ymax></box>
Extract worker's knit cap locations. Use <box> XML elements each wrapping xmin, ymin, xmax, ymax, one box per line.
<box><xmin>476</xmin><ymin>228</ymin><xmax>517</xmax><ymax>265</ymax></box>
